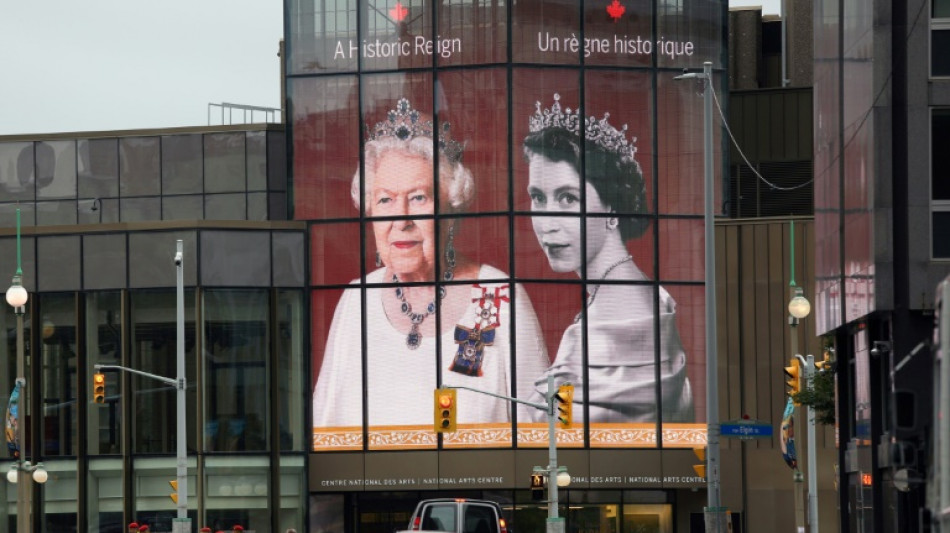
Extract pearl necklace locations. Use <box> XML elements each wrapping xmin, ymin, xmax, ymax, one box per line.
<box><xmin>575</xmin><ymin>255</ymin><xmax>633</xmax><ymax>323</ymax></box>
<box><xmin>393</xmin><ymin>266</ymin><xmax>454</xmax><ymax>350</ymax></box>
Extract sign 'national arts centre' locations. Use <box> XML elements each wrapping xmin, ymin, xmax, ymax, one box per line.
<box><xmin>285</xmin><ymin>0</ymin><xmax>725</xmax><ymax>492</ymax></box>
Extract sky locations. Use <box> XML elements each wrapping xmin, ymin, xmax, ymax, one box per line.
<box><xmin>0</xmin><ymin>0</ymin><xmax>781</xmax><ymax>137</ymax></box>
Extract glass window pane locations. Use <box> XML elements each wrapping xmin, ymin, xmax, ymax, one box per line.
<box><xmin>39</xmin><ymin>459</ymin><xmax>78</xmax><ymax>530</ymax></box>
<box><xmin>120</xmin><ymin>137</ymin><xmax>161</xmax><ymax>196</ymax></box>
<box><xmin>657</xmin><ymin>218</ymin><xmax>702</xmax><ymax>282</ymax></box>
<box><xmin>935</xmin><ymin>0</ymin><xmax>950</xmax><ymax>18</ymax></box>
<box><xmin>247</xmin><ymin>131</ymin><xmax>267</xmax><ymax>191</ymax></box>
<box><xmin>87</xmin><ymin>292</ymin><xmax>123</xmax><ymax>455</ymax></box>
<box><xmin>0</xmin><ymin>142</ymin><xmax>36</xmax><ymax>201</ymax></box>
<box><xmin>162</xmin><ymin>194</ymin><xmax>203</xmax><ymax>220</ymax></box>
<box><xmin>660</xmin><ymin>284</ymin><xmax>704</xmax><ymax>430</ymax></box>
<box><xmin>205</xmin><ymin>193</ymin><xmax>247</xmax><ymax>221</ymax></box>
<box><xmin>518</xmin><ymin>282</ymin><xmax>584</xmax><ymax>447</ymax></box>
<box><xmin>83</xmin><ymin>234</ymin><xmax>128</xmax><ymax>290</ymax></box>
<box><xmin>286</xmin><ymin>0</ymin><xmax>357</xmax><ymax>74</ymax></box>
<box><xmin>312</xmin><ymin>287</ymin><xmax>363</xmax><ymax>451</ymax></box>
<box><xmin>203</xmin><ymin>290</ymin><xmax>269</xmax><ymax>453</ymax></box>
<box><xmin>310</xmin><ymin>222</ymin><xmax>362</xmax><ymax>287</ymax></box>
<box><xmin>934</xmin><ymin>211</ymin><xmax>950</xmax><ymax>258</ymax></box>
<box><xmin>273</xmin><ymin>231</ymin><xmax>305</xmax><ymax>287</ymax></box>
<box><xmin>132</xmin><ymin>457</ymin><xmax>198</xmax><ymax>527</ymax></box>
<box><xmin>437</xmin><ymin>0</ymin><xmax>506</xmax><ymax>66</ymax></box>
<box><xmin>933</xmin><ymin>110</ymin><xmax>950</xmax><ymax>200</ymax></box>
<box><xmin>277</xmin><ymin>291</ymin><xmax>306</xmax><ymax>451</ymax></box>
<box><xmin>36</xmin><ymin>200</ymin><xmax>78</xmax><ymax>226</ymax></box>
<box><xmin>656</xmin><ymin>72</ymin><xmax>725</xmax><ymax>215</ymax></box>
<box><xmin>934</xmin><ymin>30</ymin><xmax>950</xmax><ymax>76</ymax></box>
<box><xmin>205</xmin><ymin>132</ymin><xmax>246</xmax><ymax>193</ymax></box>
<box><xmin>204</xmin><ymin>456</ymin><xmax>271</xmax><ymax>529</ymax></box>
<box><xmin>511</xmin><ymin>0</ymin><xmax>580</xmax><ymax>64</ymax></box>
<box><xmin>37</xmin><ymin>235</ymin><xmax>81</xmax><ymax>292</ymax></box>
<box><xmin>130</xmin><ymin>290</ymin><xmax>198</xmax><ymax>454</ymax></box>
<box><xmin>120</xmin><ymin>197</ymin><xmax>161</xmax><ymax>223</ymax></box>
<box><xmin>267</xmin><ymin>130</ymin><xmax>287</xmax><ymax>192</ymax></box>
<box><xmin>248</xmin><ymin>192</ymin><xmax>268</xmax><ymax>221</ymax></box>
<box><xmin>583</xmin><ymin>0</ymin><xmax>653</xmax><ymax>67</ymax></box>
<box><xmin>290</xmin><ymin>76</ymin><xmax>360</xmax><ymax>220</ymax></box>
<box><xmin>39</xmin><ymin>293</ymin><xmax>78</xmax><ymax>456</ymax></box>
<box><xmin>80</xmin><ymin>197</ymin><xmax>118</xmax><ymax>224</ymax></box>
<box><xmin>161</xmin><ymin>134</ymin><xmax>203</xmax><ymax>194</ymax></box>
<box><xmin>438</xmin><ymin>69</ymin><xmax>509</xmax><ymax>214</ymax></box>
<box><xmin>200</xmin><ymin>231</ymin><xmax>271</xmax><ymax>287</ymax></box>
<box><xmin>129</xmin><ymin>231</ymin><xmax>197</xmax><ymax>289</ymax></box>
<box><xmin>36</xmin><ymin>140</ymin><xmax>77</xmax><ymax>200</ymax></box>
<box><xmin>88</xmin><ymin>458</ymin><xmax>124</xmax><ymax>531</ymax></box>
<box><xmin>656</xmin><ymin>0</ymin><xmax>723</xmax><ymax>68</ymax></box>
<box><xmin>78</xmin><ymin>138</ymin><xmax>119</xmax><ymax>198</ymax></box>
<box><xmin>279</xmin><ymin>456</ymin><xmax>307</xmax><ymax>530</ymax></box>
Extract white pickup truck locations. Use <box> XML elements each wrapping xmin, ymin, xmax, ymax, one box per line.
<box><xmin>399</xmin><ymin>498</ymin><xmax>508</xmax><ymax>533</ymax></box>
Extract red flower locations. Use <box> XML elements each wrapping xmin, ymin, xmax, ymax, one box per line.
<box><xmin>201</xmin><ymin>528</ymin><xmax>212</xmax><ymax>533</ymax></box>
<box><xmin>128</xmin><ymin>523</ymin><xmax>140</xmax><ymax>532</ymax></box>
<box><xmin>138</xmin><ymin>526</ymin><xmax>150</xmax><ymax>532</ymax></box>
<box><xmin>232</xmin><ymin>527</ymin><xmax>245</xmax><ymax>532</ymax></box>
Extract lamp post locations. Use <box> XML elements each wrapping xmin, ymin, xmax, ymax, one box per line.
<box><xmin>787</xmin><ymin>224</ymin><xmax>816</xmax><ymax>533</ymax></box>
<box><xmin>5</xmin><ymin>207</ymin><xmax>48</xmax><ymax>533</ymax></box>
<box><xmin>674</xmin><ymin>61</ymin><xmax>724</xmax><ymax>531</ymax></box>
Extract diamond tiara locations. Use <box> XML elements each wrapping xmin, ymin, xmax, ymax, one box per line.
<box><xmin>528</xmin><ymin>93</ymin><xmax>638</xmax><ymax>165</ymax></box>
<box><xmin>367</xmin><ymin>98</ymin><xmax>465</xmax><ymax>163</ymax></box>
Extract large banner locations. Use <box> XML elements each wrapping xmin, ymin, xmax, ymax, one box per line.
<box><xmin>290</xmin><ymin>0</ymin><xmax>723</xmax><ymax>452</ymax></box>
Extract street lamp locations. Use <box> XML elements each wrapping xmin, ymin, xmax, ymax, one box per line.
<box><xmin>6</xmin><ymin>206</ymin><xmax>47</xmax><ymax>533</ymax></box>
<box><xmin>788</xmin><ymin>286</ymin><xmax>811</xmax><ymax>320</ymax></box>
<box><xmin>786</xmin><ymin>220</ymin><xmax>817</xmax><ymax>533</ymax></box>
<box><xmin>674</xmin><ymin>61</ymin><xmax>724</xmax><ymax>532</ymax></box>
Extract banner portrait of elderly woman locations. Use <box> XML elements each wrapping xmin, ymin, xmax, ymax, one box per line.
<box><xmin>311</xmin><ymin>94</ymin><xmax>549</xmax><ymax>444</ymax></box>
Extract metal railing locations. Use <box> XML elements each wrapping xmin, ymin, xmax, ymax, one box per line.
<box><xmin>208</xmin><ymin>102</ymin><xmax>282</xmax><ymax>125</ymax></box>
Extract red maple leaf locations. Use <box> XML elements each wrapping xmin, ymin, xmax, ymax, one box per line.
<box><xmin>390</xmin><ymin>2</ymin><xmax>408</xmax><ymax>22</ymax></box>
<box><xmin>606</xmin><ymin>0</ymin><xmax>625</xmax><ymax>21</ymax></box>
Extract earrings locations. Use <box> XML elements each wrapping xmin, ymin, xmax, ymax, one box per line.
<box><xmin>606</xmin><ymin>217</ymin><xmax>619</xmax><ymax>230</ymax></box>
<box><xmin>445</xmin><ymin>224</ymin><xmax>457</xmax><ymax>269</ymax></box>
<box><xmin>375</xmin><ymin>251</ymin><xmax>382</xmax><ymax>267</ymax></box>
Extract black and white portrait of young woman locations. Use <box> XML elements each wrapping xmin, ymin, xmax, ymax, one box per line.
<box><xmin>523</xmin><ymin>93</ymin><xmax>694</xmax><ymax>423</ymax></box>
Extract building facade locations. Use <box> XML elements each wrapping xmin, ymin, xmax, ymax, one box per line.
<box><xmin>812</xmin><ymin>0</ymin><xmax>950</xmax><ymax>531</ymax></box>
<box><xmin>0</xmin><ymin>2</ymin><xmax>843</xmax><ymax>533</ymax></box>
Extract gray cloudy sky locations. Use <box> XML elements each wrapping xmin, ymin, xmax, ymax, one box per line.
<box><xmin>0</xmin><ymin>0</ymin><xmax>780</xmax><ymax>136</ymax></box>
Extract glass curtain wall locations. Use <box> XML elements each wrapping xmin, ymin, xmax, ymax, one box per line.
<box><xmin>38</xmin><ymin>293</ymin><xmax>80</xmax><ymax>531</ymax></box>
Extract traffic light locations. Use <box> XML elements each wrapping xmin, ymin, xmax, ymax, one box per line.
<box><xmin>692</xmin><ymin>446</ymin><xmax>707</xmax><ymax>479</ymax></box>
<box><xmin>434</xmin><ymin>388</ymin><xmax>457</xmax><ymax>433</ymax></box>
<box><xmin>530</xmin><ymin>472</ymin><xmax>545</xmax><ymax>501</ymax></box>
<box><xmin>169</xmin><ymin>480</ymin><xmax>178</xmax><ymax>503</ymax></box>
<box><xmin>93</xmin><ymin>373</ymin><xmax>106</xmax><ymax>404</ymax></box>
<box><xmin>555</xmin><ymin>384</ymin><xmax>574</xmax><ymax>428</ymax></box>
<box><xmin>784</xmin><ymin>359</ymin><xmax>801</xmax><ymax>399</ymax></box>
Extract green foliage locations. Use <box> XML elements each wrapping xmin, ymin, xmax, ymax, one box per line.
<box><xmin>792</xmin><ymin>369</ymin><xmax>836</xmax><ymax>425</ymax></box>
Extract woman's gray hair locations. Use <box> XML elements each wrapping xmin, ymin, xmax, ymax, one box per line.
<box><xmin>351</xmin><ymin>135</ymin><xmax>475</xmax><ymax>213</ymax></box>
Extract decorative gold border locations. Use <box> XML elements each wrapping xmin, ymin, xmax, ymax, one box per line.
<box><xmin>313</xmin><ymin>423</ymin><xmax>708</xmax><ymax>451</ymax></box>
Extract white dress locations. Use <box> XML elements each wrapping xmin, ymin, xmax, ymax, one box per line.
<box><xmin>313</xmin><ymin>265</ymin><xmax>549</xmax><ymax>428</ymax></box>
<box><xmin>530</xmin><ymin>286</ymin><xmax>694</xmax><ymax>423</ymax></box>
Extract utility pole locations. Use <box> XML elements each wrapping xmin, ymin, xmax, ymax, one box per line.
<box><xmin>449</xmin><ymin>375</ymin><xmax>570</xmax><ymax>533</ymax></box>
<box><xmin>95</xmin><ymin>240</ymin><xmax>191</xmax><ymax>533</ymax></box>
